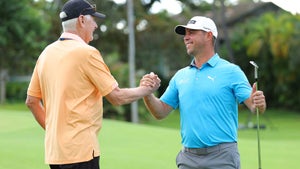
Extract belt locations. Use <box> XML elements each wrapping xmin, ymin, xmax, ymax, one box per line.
<box><xmin>183</xmin><ymin>142</ymin><xmax>236</xmax><ymax>155</ymax></box>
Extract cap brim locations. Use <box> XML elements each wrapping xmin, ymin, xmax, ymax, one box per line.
<box><xmin>174</xmin><ymin>25</ymin><xmax>187</xmax><ymax>35</ymax></box>
<box><xmin>92</xmin><ymin>12</ymin><xmax>106</xmax><ymax>19</ymax></box>
<box><xmin>175</xmin><ymin>25</ymin><xmax>201</xmax><ymax>35</ymax></box>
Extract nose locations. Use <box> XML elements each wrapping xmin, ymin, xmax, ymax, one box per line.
<box><xmin>183</xmin><ymin>34</ymin><xmax>190</xmax><ymax>42</ymax></box>
<box><xmin>93</xmin><ymin>23</ymin><xmax>98</xmax><ymax>32</ymax></box>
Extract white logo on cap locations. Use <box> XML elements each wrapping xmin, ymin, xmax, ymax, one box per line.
<box><xmin>59</xmin><ymin>11</ymin><xmax>67</xmax><ymax>19</ymax></box>
<box><xmin>203</xmin><ymin>26</ymin><xmax>211</xmax><ymax>31</ymax></box>
<box><xmin>188</xmin><ymin>20</ymin><xmax>196</xmax><ymax>24</ymax></box>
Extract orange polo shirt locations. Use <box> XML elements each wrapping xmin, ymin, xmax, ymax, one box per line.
<box><xmin>27</xmin><ymin>32</ymin><xmax>118</xmax><ymax>164</ymax></box>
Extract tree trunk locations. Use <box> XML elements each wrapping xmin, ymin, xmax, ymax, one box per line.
<box><xmin>220</xmin><ymin>0</ymin><xmax>235</xmax><ymax>63</ymax></box>
<box><xmin>0</xmin><ymin>69</ymin><xmax>8</xmax><ymax>104</ymax></box>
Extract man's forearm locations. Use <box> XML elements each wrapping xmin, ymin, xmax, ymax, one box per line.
<box><xmin>143</xmin><ymin>94</ymin><xmax>171</xmax><ymax>120</ymax></box>
<box><xmin>26</xmin><ymin>96</ymin><xmax>46</xmax><ymax>129</ymax></box>
<box><xmin>29</xmin><ymin>104</ymin><xmax>45</xmax><ymax>129</ymax></box>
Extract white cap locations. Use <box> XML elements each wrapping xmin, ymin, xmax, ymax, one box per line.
<box><xmin>175</xmin><ymin>16</ymin><xmax>218</xmax><ymax>38</ymax></box>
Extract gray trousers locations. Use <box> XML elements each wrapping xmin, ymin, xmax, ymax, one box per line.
<box><xmin>176</xmin><ymin>143</ymin><xmax>240</xmax><ymax>169</ymax></box>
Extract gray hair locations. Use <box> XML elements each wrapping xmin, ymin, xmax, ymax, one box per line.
<box><xmin>61</xmin><ymin>18</ymin><xmax>78</xmax><ymax>32</ymax></box>
<box><xmin>60</xmin><ymin>13</ymin><xmax>93</xmax><ymax>32</ymax></box>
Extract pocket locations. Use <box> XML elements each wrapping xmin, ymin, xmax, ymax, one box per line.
<box><xmin>225</xmin><ymin>147</ymin><xmax>240</xmax><ymax>169</ymax></box>
<box><xmin>176</xmin><ymin>150</ymin><xmax>182</xmax><ymax>167</ymax></box>
<box><xmin>232</xmin><ymin>150</ymin><xmax>240</xmax><ymax>169</ymax></box>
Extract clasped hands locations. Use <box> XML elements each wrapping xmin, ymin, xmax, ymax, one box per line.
<box><xmin>140</xmin><ymin>72</ymin><xmax>161</xmax><ymax>92</ymax></box>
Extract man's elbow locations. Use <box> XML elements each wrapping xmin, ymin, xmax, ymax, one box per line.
<box><xmin>25</xmin><ymin>96</ymin><xmax>33</xmax><ymax>108</ymax></box>
<box><xmin>153</xmin><ymin>114</ymin><xmax>165</xmax><ymax>120</ymax></box>
<box><xmin>25</xmin><ymin>95</ymin><xmax>39</xmax><ymax>109</ymax></box>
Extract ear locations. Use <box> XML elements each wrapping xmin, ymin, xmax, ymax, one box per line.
<box><xmin>207</xmin><ymin>32</ymin><xmax>213</xmax><ymax>39</ymax></box>
<box><xmin>78</xmin><ymin>15</ymin><xmax>85</xmax><ymax>27</ymax></box>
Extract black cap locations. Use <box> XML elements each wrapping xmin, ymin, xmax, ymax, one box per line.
<box><xmin>60</xmin><ymin>0</ymin><xmax>106</xmax><ymax>22</ymax></box>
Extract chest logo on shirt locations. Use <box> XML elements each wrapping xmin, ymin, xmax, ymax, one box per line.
<box><xmin>207</xmin><ymin>75</ymin><xmax>216</xmax><ymax>82</ymax></box>
<box><xmin>179</xmin><ymin>78</ymin><xmax>190</xmax><ymax>84</ymax></box>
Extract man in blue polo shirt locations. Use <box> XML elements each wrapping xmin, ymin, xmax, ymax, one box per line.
<box><xmin>142</xmin><ymin>16</ymin><xmax>266</xmax><ymax>169</ymax></box>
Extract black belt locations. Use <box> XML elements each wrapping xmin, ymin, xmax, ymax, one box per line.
<box><xmin>183</xmin><ymin>142</ymin><xmax>236</xmax><ymax>155</ymax></box>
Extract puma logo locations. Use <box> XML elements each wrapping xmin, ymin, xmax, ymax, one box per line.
<box><xmin>207</xmin><ymin>75</ymin><xmax>215</xmax><ymax>81</ymax></box>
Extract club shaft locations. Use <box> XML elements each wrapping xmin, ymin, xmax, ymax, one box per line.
<box><xmin>256</xmin><ymin>108</ymin><xmax>262</xmax><ymax>169</ymax></box>
<box><xmin>255</xmin><ymin>79</ymin><xmax>262</xmax><ymax>169</ymax></box>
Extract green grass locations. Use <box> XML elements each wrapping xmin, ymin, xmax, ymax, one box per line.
<box><xmin>0</xmin><ymin>104</ymin><xmax>300</xmax><ymax>169</ymax></box>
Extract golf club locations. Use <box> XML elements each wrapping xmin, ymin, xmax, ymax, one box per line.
<box><xmin>250</xmin><ymin>61</ymin><xmax>262</xmax><ymax>169</ymax></box>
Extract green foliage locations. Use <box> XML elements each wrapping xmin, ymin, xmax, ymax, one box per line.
<box><xmin>102</xmin><ymin>53</ymin><xmax>128</xmax><ymax>120</ymax></box>
<box><xmin>231</xmin><ymin>11</ymin><xmax>300</xmax><ymax>111</ymax></box>
<box><xmin>4</xmin><ymin>0</ymin><xmax>300</xmax><ymax>120</ymax></box>
<box><xmin>93</xmin><ymin>1</ymin><xmax>189</xmax><ymax>78</ymax></box>
<box><xmin>0</xmin><ymin>0</ymin><xmax>51</xmax><ymax>75</ymax></box>
<box><xmin>90</xmin><ymin>0</ymin><xmax>190</xmax><ymax>121</ymax></box>
<box><xmin>102</xmin><ymin>52</ymin><xmax>164</xmax><ymax>122</ymax></box>
<box><xmin>5</xmin><ymin>82</ymin><xmax>29</xmax><ymax>103</ymax></box>
<box><xmin>135</xmin><ymin>12</ymin><xmax>188</xmax><ymax>77</ymax></box>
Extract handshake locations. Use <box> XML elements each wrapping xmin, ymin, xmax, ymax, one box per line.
<box><xmin>139</xmin><ymin>72</ymin><xmax>161</xmax><ymax>94</ymax></box>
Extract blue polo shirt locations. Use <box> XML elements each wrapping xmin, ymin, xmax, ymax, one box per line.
<box><xmin>160</xmin><ymin>54</ymin><xmax>251</xmax><ymax>148</ymax></box>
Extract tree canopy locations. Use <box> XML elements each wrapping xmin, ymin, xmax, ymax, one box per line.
<box><xmin>231</xmin><ymin>11</ymin><xmax>300</xmax><ymax>110</ymax></box>
<box><xmin>2</xmin><ymin>0</ymin><xmax>300</xmax><ymax>115</ymax></box>
<box><xmin>0</xmin><ymin>0</ymin><xmax>50</xmax><ymax>75</ymax></box>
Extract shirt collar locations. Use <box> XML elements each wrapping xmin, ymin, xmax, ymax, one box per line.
<box><xmin>59</xmin><ymin>32</ymin><xmax>86</xmax><ymax>44</ymax></box>
<box><xmin>190</xmin><ymin>53</ymin><xmax>220</xmax><ymax>68</ymax></box>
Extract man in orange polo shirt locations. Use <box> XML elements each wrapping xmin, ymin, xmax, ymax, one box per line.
<box><xmin>25</xmin><ymin>0</ymin><xmax>160</xmax><ymax>169</ymax></box>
